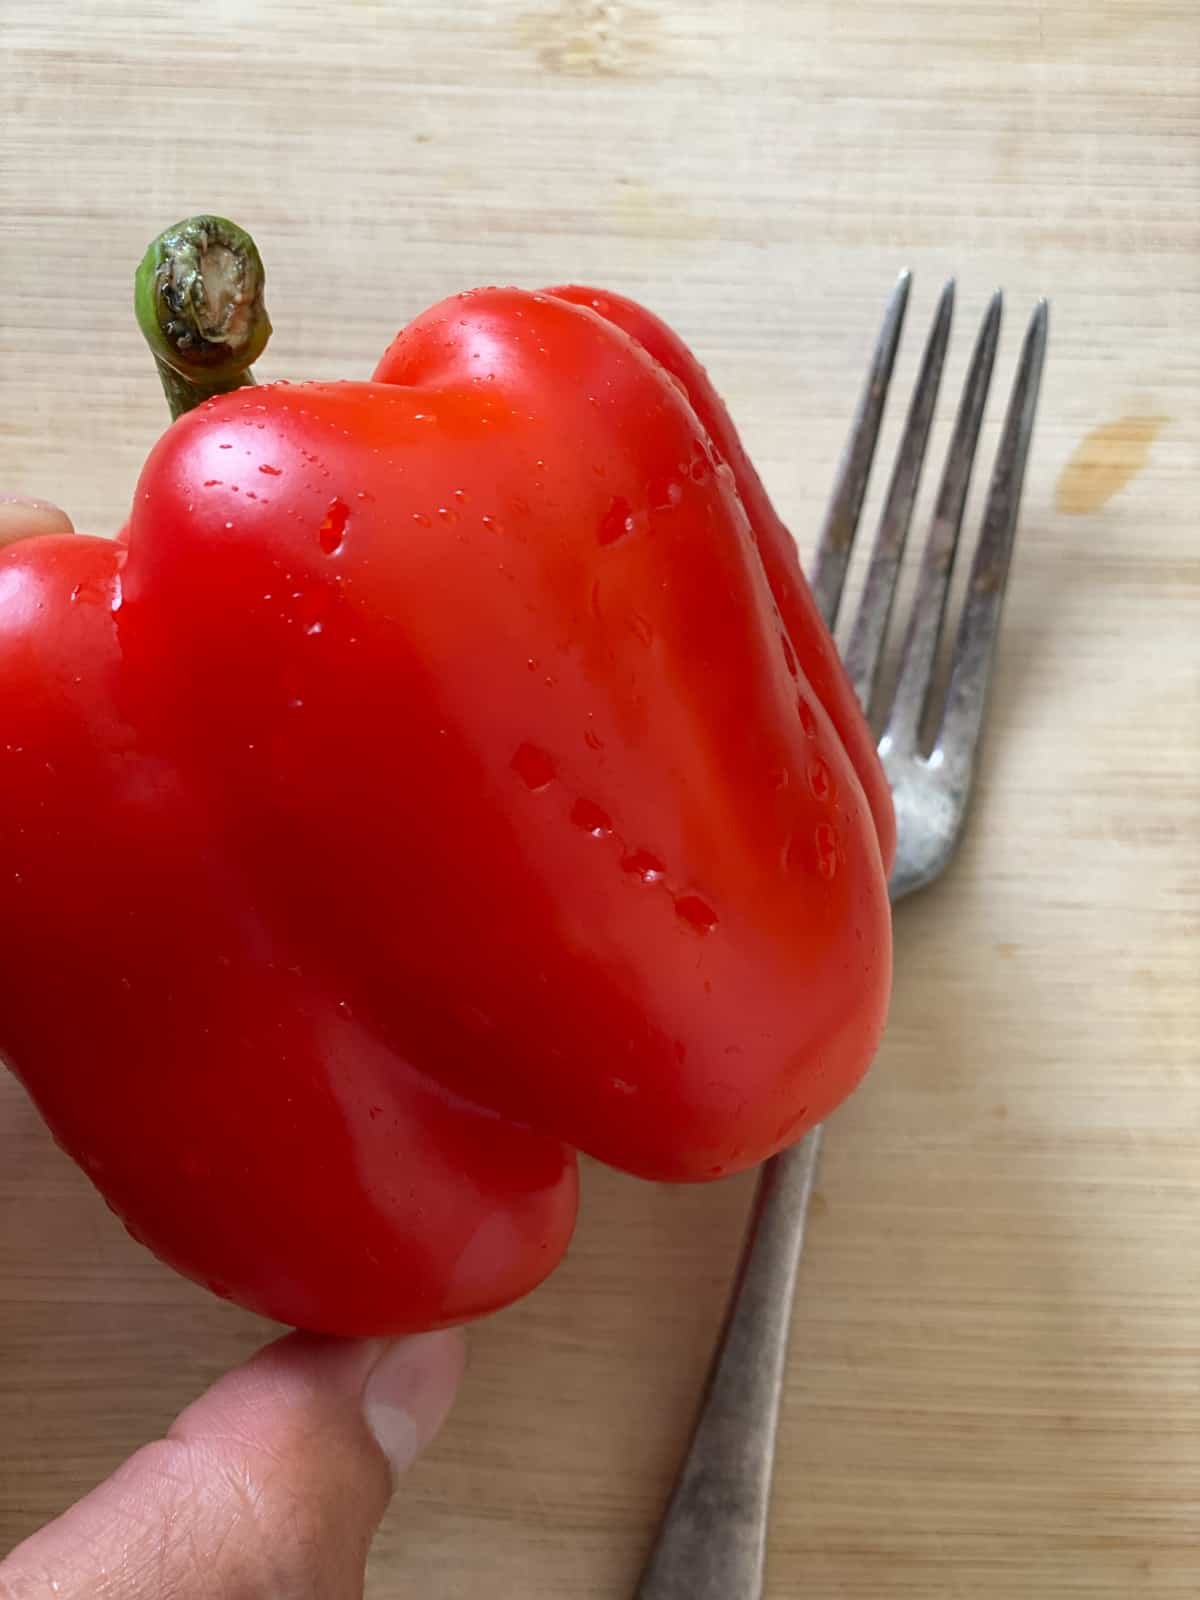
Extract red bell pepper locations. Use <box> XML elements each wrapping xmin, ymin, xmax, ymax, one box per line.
<box><xmin>0</xmin><ymin>218</ymin><xmax>892</xmax><ymax>1335</ymax></box>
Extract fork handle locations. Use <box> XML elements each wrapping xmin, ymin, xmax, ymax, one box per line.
<box><xmin>635</xmin><ymin>1127</ymin><xmax>823</xmax><ymax>1600</ymax></box>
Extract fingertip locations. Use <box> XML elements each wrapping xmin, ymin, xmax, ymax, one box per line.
<box><xmin>0</xmin><ymin>497</ymin><xmax>75</xmax><ymax>544</ymax></box>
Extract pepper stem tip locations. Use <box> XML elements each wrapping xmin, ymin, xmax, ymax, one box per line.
<box><xmin>135</xmin><ymin>215</ymin><xmax>271</xmax><ymax>420</ymax></box>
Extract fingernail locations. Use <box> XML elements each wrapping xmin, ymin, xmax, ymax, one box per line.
<box><xmin>363</xmin><ymin>1329</ymin><xmax>466</xmax><ymax>1479</ymax></box>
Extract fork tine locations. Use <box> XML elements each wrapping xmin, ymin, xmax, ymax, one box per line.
<box><xmin>810</xmin><ymin>270</ymin><xmax>911</xmax><ymax>631</ymax></box>
<box><xmin>844</xmin><ymin>279</ymin><xmax>955</xmax><ymax>722</ymax></box>
<box><xmin>935</xmin><ymin>301</ymin><xmax>1049</xmax><ymax>773</ymax></box>
<box><xmin>880</xmin><ymin>289</ymin><xmax>1002</xmax><ymax>755</ymax></box>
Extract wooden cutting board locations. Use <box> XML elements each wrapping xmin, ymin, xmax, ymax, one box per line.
<box><xmin>2</xmin><ymin>2</ymin><xmax>1197</xmax><ymax>1594</ymax></box>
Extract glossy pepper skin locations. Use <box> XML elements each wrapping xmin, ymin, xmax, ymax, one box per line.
<box><xmin>0</xmin><ymin>287</ymin><xmax>893</xmax><ymax>1336</ymax></box>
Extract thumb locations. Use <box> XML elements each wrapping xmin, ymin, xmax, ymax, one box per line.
<box><xmin>0</xmin><ymin>1328</ymin><xmax>465</xmax><ymax>1600</ymax></box>
<box><xmin>0</xmin><ymin>497</ymin><xmax>75</xmax><ymax>545</ymax></box>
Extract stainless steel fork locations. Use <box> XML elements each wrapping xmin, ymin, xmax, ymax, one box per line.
<box><xmin>636</xmin><ymin>274</ymin><xmax>1048</xmax><ymax>1600</ymax></box>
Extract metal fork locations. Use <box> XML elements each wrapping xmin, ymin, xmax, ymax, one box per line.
<box><xmin>635</xmin><ymin>274</ymin><xmax>1048</xmax><ymax>1600</ymax></box>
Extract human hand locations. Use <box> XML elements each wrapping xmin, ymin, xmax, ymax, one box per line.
<box><xmin>0</xmin><ymin>498</ymin><xmax>76</xmax><ymax>544</ymax></box>
<box><xmin>0</xmin><ymin>1326</ymin><xmax>465</xmax><ymax>1598</ymax></box>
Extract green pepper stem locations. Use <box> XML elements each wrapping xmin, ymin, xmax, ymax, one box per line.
<box><xmin>134</xmin><ymin>215</ymin><xmax>272</xmax><ymax>420</ymax></box>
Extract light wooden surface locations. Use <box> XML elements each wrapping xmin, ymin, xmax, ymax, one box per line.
<box><xmin>2</xmin><ymin>2</ymin><xmax>1198</xmax><ymax>1594</ymax></box>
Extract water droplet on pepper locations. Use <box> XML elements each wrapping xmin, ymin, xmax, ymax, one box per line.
<box><xmin>571</xmin><ymin>798</ymin><xmax>613</xmax><ymax>837</ymax></box>
<box><xmin>815</xmin><ymin>822</ymin><xmax>839</xmax><ymax>879</ymax></box>
<box><xmin>512</xmin><ymin>743</ymin><xmax>556</xmax><ymax>791</ymax></box>
<box><xmin>621</xmin><ymin>849</ymin><xmax>665</xmax><ymax>883</ymax></box>
<box><xmin>675</xmin><ymin>895</ymin><xmax>718</xmax><ymax>933</ymax></box>
<box><xmin>599</xmin><ymin>495</ymin><xmax>639</xmax><ymax>545</ymax></box>
<box><xmin>319</xmin><ymin>498</ymin><xmax>349</xmax><ymax>554</ymax></box>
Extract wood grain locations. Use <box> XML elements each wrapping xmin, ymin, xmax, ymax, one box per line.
<box><xmin>2</xmin><ymin>2</ymin><xmax>1198</xmax><ymax>1594</ymax></box>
